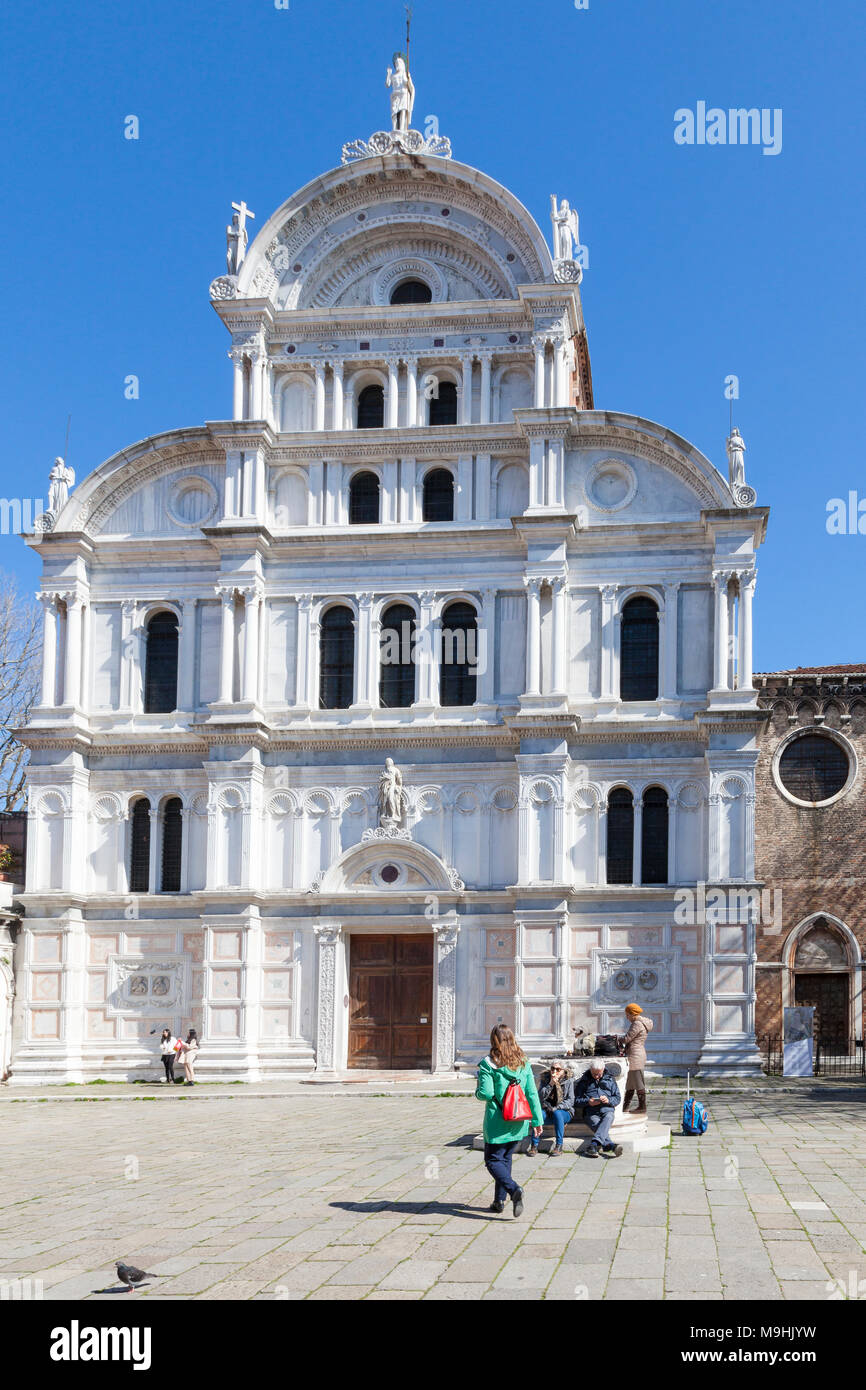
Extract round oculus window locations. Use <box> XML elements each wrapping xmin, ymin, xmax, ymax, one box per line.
<box><xmin>777</xmin><ymin>733</ymin><xmax>850</xmax><ymax>804</ymax></box>
<box><xmin>380</xmin><ymin>864</ymin><xmax>400</xmax><ymax>884</ymax></box>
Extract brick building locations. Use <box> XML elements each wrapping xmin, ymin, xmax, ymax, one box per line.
<box><xmin>755</xmin><ymin>666</ymin><xmax>866</xmax><ymax>1048</ymax></box>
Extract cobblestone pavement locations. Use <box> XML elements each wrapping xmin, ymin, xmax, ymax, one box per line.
<box><xmin>2</xmin><ymin>1081</ymin><xmax>865</xmax><ymax>1301</ymax></box>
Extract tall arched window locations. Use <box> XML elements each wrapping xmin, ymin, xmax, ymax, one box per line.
<box><xmin>390</xmin><ymin>279</ymin><xmax>432</xmax><ymax>304</ymax></box>
<box><xmin>620</xmin><ymin>595</ymin><xmax>659</xmax><ymax>702</ymax></box>
<box><xmin>606</xmin><ymin>788</ymin><xmax>634</xmax><ymax>885</ymax></box>
<box><xmin>429</xmin><ymin>380</ymin><xmax>458</xmax><ymax>426</ymax></box>
<box><xmin>379</xmin><ymin>603</ymin><xmax>416</xmax><ymax>708</ymax></box>
<box><xmin>349</xmin><ymin>470</ymin><xmax>380</xmax><ymax>524</ymax></box>
<box><xmin>422</xmin><ymin>468</ymin><xmax>455</xmax><ymax>522</ymax></box>
<box><xmin>319</xmin><ymin>605</ymin><xmax>355</xmax><ymax>709</ymax></box>
<box><xmin>641</xmin><ymin>786</ymin><xmax>669</xmax><ymax>885</ymax></box>
<box><xmin>357</xmin><ymin>384</ymin><xmax>384</xmax><ymax>429</ymax></box>
<box><xmin>129</xmin><ymin>798</ymin><xmax>151</xmax><ymax>893</ymax></box>
<box><xmin>161</xmin><ymin>797</ymin><xmax>183</xmax><ymax>893</ymax></box>
<box><xmin>144</xmin><ymin>611</ymin><xmax>179</xmax><ymax>713</ymax></box>
<box><xmin>440</xmin><ymin>601</ymin><xmax>477</xmax><ymax>706</ymax></box>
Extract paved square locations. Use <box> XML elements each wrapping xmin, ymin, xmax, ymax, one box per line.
<box><xmin>1</xmin><ymin>1080</ymin><xmax>865</xmax><ymax>1301</ymax></box>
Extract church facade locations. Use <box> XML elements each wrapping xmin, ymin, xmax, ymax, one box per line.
<box><xmin>11</xmin><ymin>73</ymin><xmax>770</xmax><ymax>1083</ymax></box>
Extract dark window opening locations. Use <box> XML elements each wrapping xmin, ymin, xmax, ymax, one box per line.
<box><xmin>439</xmin><ymin>601</ymin><xmax>477</xmax><ymax>707</ymax></box>
<box><xmin>357</xmin><ymin>384</ymin><xmax>384</xmax><ymax>429</ymax></box>
<box><xmin>620</xmin><ymin>596</ymin><xmax>659</xmax><ymax>702</ymax></box>
<box><xmin>319</xmin><ymin>605</ymin><xmax>355</xmax><ymax>709</ymax></box>
<box><xmin>144</xmin><ymin>611</ymin><xmax>179</xmax><ymax>713</ymax></box>
<box><xmin>606</xmin><ymin>788</ymin><xmax>634</xmax><ymax>885</ymax></box>
<box><xmin>349</xmin><ymin>470</ymin><xmax>380</xmax><ymax>524</ymax></box>
<box><xmin>422</xmin><ymin>468</ymin><xmax>455</xmax><ymax>522</ymax></box>
<box><xmin>379</xmin><ymin>603</ymin><xmax>416</xmax><ymax>708</ymax></box>
<box><xmin>390</xmin><ymin>279</ymin><xmax>432</xmax><ymax>304</ymax></box>
<box><xmin>129</xmin><ymin>798</ymin><xmax>151</xmax><ymax>893</ymax></box>
<box><xmin>641</xmin><ymin>786</ymin><xmax>669</xmax><ymax>885</ymax></box>
<box><xmin>429</xmin><ymin>380</ymin><xmax>458</xmax><ymax>426</ymax></box>
<box><xmin>778</xmin><ymin>735</ymin><xmax>850</xmax><ymax>803</ymax></box>
<box><xmin>161</xmin><ymin>797</ymin><xmax>183</xmax><ymax>893</ymax></box>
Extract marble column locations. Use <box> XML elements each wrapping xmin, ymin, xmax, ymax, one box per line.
<box><xmin>479</xmin><ymin>353</ymin><xmax>492</xmax><ymax>425</ymax></box>
<box><xmin>532</xmin><ymin>335</ymin><xmax>547</xmax><ymax>407</ymax></box>
<box><xmin>242</xmin><ymin>590</ymin><xmax>260</xmax><ymax>704</ymax></box>
<box><xmin>712</xmin><ymin>573</ymin><xmax>730</xmax><ymax>690</ymax></box>
<box><xmin>314</xmin><ymin>364</ymin><xmax>326</xmax><ymax>432</ymax></box>
<box><xmin>738</xmin><ymin>570</ymin><xmax>755</xmax><ymax>689</ymax></box>
<box><xmin>667</xmin><ymin>797</ymin><xmax>678</xmax><ymax>884</ymax></box>
<box><xmin>404</xmin><ymin>358</ymin><xmax>418</xmax><ymax>428</ymax></box>
<box><xmin>460</xmin><ymin>356</ymin><xmax>473</xmax><ymax>424</ymax></box>
<box><xmin>295</xmin><ymin>594</ymin><xmax>314</xmax><ymax>710</ymax></box>
<box><xmin>386</xmin><ymin>359</ymin><xmax>400</xmax><ymax>429</ymax></box>
<box><xmin>477</xmin><ymin>587</ymin><xmax>496</xmax><ymax>705</ymax></box>
<box><xmin>632</xmin><ymin>797</ymin><xmax>643</xmax><ymax>886</ymax></box>
<box><xmin>63</xmin><ymin>594</ymin><xmax>84</xmax><ymax>708</ymax></box>
<box><xmin>178</xmin><ymin>599</ymin><xmax>197</xmax><ymax>711</ymax></box>
<box><xmin>600</xmin><ymin>585</ymin><xmax>617</xmax><ymax>698</ymax></box>
<box><xmin>416</xmin><ymin>591</ymin><xmax>437</xmax><ymax>707</ymax></box>
<box><xmin>551</xmin><ymin>576</ymin><xmax>567</xmax><ymax>694</ymax></box>
<box><xmin>217</xmin><ymin>588</ymin><xmax>235</xmax><ymax>703</ymax></box>
<box><xmin>552</xmin><ymin>336</ymin><xmax>567</xmax><ymax>406</ymax></box>
<box><xmin>231</xmin><ymin>352</ymin><xmax>245</xmax><ymax>421</ymax></box>
<box><xmin>663</xmin><ymin>582</ymin><xmax>680</xmax><ymax>700</ymax></box>
<box><xmin>523</xmin><ymin>577</ymin><xmax>542</xmax><ymax>695</ymax></box>
<box><xmin>39</xmin><ymin>594</ymin><xmax>59</xmax><ymax>706</ymax></box>
<box><xmin>314</xmin><ymin>922</ymin><xmax>343</xmax><ymax>1075</ymax></box>
<box><xmin>331</xmin><ymin>361</ymin><xmax>344</xmax><ymax>431</ymax></box>
<box><xmin>353</xmin><ymin>594</ymin><xmax>374</xmax><ymax>709</ymax></box>
<box><xmin>431</xmin><ymin>917</ymin><xmax>461</xmax><ymax>1073</ymax></box>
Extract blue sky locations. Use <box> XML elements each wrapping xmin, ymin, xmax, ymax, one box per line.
<box><xmin>2</xmin><ymin>0</ymin><xmax>864</xmax><ymax>670</ymax></box>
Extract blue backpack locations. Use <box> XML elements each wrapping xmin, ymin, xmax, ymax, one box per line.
<box><xmin>682</xmin><ymin>1084</ymin><xmax>709</xmax><ymax>1136</ymax></box>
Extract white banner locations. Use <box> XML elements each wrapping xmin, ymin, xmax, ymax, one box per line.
<box><xmin>783</xmin><ymin>1006</ymin><xmax>815</xmax><ymax>1077</ymax></box>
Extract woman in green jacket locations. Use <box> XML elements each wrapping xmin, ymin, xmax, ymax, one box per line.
<box><xmin>475</xmin><ymin>1024</ymin><xmax>544</xmax><ymax>1215</ymax></box>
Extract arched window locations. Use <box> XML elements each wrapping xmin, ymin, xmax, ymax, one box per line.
<box><xmin>422</xmin><ymin>468</ymin><xmax>455</xmax><ymax>522</ymax></box>
<box><xmin>379</xmin><ymin>603</ymin><xmax>416</xmax><ymax>708</ymax></box>
<box><xmin>606</xmin><ymin>788</ymin><xmax>634</xmax><ymax>885</ymax></box>
<box><xmin>161</xmin><ymin>797</ymin><xmax>183</xmax><ymax>893</ymax></box>
<box><xmin>129</xmin><ymin>798</ymin><xmax>151</xmax><ymax>893</ymax></box>
<box><xmin>390</xmin><ymin>279</ymin><xmax>432</xmax><ymax>304</ymax></box>
<box><xmin>620</xmin><ymin>596</ymin><xmax>659</xmax><ymax>702</ymax></box>
<box><xmin>439</xmin><ymin>601</ymin><xmax>477</xmax><ymax>706</ymax></box>
<box><xmin>357</xmin><ymin>384</ymin><xmax>384</xmax><ymax>429</ymax></box>
<box><xmin>144</xmin><ymin>611</ymin><xmax>179</xmax><ymax>713</ymax></box>
<box><xmin>349</xmin><ymin>470</ymin><xmax>380</xmax><ymax>524</ymax></box>
<box><xmin>641</xmin><ymin>786</ymin><xmax>669</xmax><ymax>885</ymax></box>
<box><xmin>429</xmin><ymin>380</ymin><xmax>458</xmax><ymax>426</ymax></box>
<box><xmin>319</xmin><ymin>606</ymin><xmax>355</xmax><ymax>709</ymax></box>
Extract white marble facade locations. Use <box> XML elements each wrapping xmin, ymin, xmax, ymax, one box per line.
<box><xmin>11</xmin><ymin>93</ymin><xmax>769</xmax><ymax>1082</ymax></box>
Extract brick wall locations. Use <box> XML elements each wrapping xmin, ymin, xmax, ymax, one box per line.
<box><xmin>754</xmin><ymin>672</ymin><xmax>866</xmax><ymax>1038</ymax></box>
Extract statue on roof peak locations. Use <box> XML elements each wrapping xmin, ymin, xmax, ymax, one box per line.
<box><xmin>386</xmin><ymin>52</ymin><xmax>415</xmax><ymax>133</ymax></box>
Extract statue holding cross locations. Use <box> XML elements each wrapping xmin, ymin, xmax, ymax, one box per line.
<box><xmin>226</xmin><ymin>200</ymin><xmax>255</xmax><ymax>277</ymax></box>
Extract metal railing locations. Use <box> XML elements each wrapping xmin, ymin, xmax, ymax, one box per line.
<box><xmin>760</xmin><ymin>1034</ymin><xmax>865</xmax><ymax>1077</ymax></box>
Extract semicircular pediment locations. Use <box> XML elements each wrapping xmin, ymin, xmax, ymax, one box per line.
<box><xmin>313</xmin><ymin>835</ymin><xmax>464</xmax><ymax>895</ymax></box>
<box><xmin>237</xmin><ymin>159</ymin><xmax>553</xmax><ymax>307</ymax></box>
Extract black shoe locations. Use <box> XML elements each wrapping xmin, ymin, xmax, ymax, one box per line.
<box><xmin>488</xmin><ymin>1200</ymin><xmax>505</xmax><ymax>1213</ymax></box>
<box><xmin>585</xmin><ymin>1145</ymin><xmax>600</xmax><ymax>1158</ymax></box>
<box><xmin>604</xmin><ymin>1144</ymin><xmax>624</xmax><ymax>1158</ymax></box>
<box><xmin>511</xmin><ymin>1187</ymin><xmax>525</xmax><ymax>1217</ymax></box>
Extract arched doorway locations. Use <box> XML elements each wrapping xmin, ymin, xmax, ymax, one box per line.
<box><xmin>790</xmin><ymin>917</ymin><xmax>856</xmax><ymax>1047</ymax></box>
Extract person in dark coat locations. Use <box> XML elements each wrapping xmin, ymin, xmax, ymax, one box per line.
<box><xmin>574</xmin><ymin>1059</ymin><xmax>623</xmax><ymax>1158</ymax></box>
<box><xmin>527</xmin><ymin>1061</ymin><xmax>575</xmax><ymax>1157</ymax></box>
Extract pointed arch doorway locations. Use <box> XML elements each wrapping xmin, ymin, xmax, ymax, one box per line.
<box><xmin>786</xmin><ymin>915</ymin><xmax>860</xmax><ymax>1047</ymax></box>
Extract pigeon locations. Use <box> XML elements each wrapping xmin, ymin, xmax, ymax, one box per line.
<box><xmin>116</xmin><ymin>1261</ymin><xmax>159</xmax><ymax>1292</ymax></box>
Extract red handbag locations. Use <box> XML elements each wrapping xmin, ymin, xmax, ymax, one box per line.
<box><xmin>501</xmin><ymin>1079</ymin><xmax>533</xmax><ymax>1122</ymax></box>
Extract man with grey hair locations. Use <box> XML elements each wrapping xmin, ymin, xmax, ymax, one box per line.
<box><xmin>573</xmin><ymin>1059</ymin><xmax>623</xmax><ymax>1158</ymax></box>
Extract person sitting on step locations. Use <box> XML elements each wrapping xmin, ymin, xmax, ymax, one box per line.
<box><xmin>574</xmin><ymin>1059</ymin><xmax>623</xmax><ymax>1159</ymax></box>
<box><xmin>528</xmin><ymin>1061</ymin><xmax>575</xmax><ymax>1157</ymax></box>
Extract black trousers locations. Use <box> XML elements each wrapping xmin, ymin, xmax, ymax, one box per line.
<box><xmin>484</xmin><ymin>1141</ymin><xmax>519</xmax><ymax>1201</ymax></box>
<box><xmin>162</xmin><ymin>1054</ymin><xmax>175</xmax><ymax>1082</ymax></box>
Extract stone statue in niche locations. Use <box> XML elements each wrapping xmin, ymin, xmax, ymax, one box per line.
<box><xmin>47</xmin><ymin>457</ymin><xmax>75</xmax><ymax>516</ymax></box>
<box><xmin>378</xmin><ymin>757</ymin><xmax>406</xmax><ymax>827</ymax></box>
<box><xmin>550</xmin><ymin>194</ymin><xmax>580</xmax><ymax>262</ymax></box>
<box><xmin>386</xmin><ymin>54</ymin><xmax>415</xmax><ymax>132</ymax></box>
<box><xmin>726</xmin><ymin>427</ymin><xmax>746</xmax><ymax>489</ymax></box>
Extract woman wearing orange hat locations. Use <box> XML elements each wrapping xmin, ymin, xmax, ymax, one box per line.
<box><xmin>619</xmin><ymin>1003</ymin><xmax>653</xmax><ymax>1115</ymax></box>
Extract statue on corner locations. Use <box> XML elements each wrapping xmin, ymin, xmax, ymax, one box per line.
<box><xmin>550</xmin><ymin>194</ymin><xmax>580</xmax><ymax>262</ymax></box>
<box><xmin>726</xmin><ymin>427</ymin><xmax>746</xmax><ymax>490</ymax></box>
<box><xmin>378</xmin><ymin>757</ymin><xmax>406</xmax><ymax>827</ymax></box>
<box><xmin>386</xmin><ymin>53</ymin><xmax>415</xmax><ymax>133</ymax></box>
<box><xmin>47</xmin><ymin>456</ymin><xmax>75</xmax><ymax>516</ymax></box>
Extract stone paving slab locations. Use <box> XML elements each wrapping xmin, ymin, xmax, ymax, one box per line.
<box><xmin>2</xmin><ymin>1083</ymin><xmax>866</xmax><ymax>1301</ymax></box>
